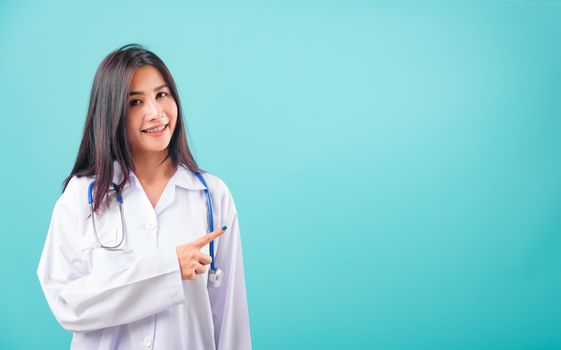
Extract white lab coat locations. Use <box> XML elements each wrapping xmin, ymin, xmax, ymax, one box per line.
<box><xmin>37</xmin><ymin>160</ymin><xmax>251</xmax><ymax>349</ymax></box>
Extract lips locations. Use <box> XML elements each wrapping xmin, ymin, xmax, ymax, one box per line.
<box><xmin>142</xmin><ymin>124</ymin><xmax>168</xmax><ymax>133</ymax></box>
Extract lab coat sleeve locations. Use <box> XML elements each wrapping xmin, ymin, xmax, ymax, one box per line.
<box><xmin>37</xmin><ymin>179</ymin><xmax>186</xmax><ymax>333</ymax></box>
<box><xmin>208</xmin><ymin>179</ymin><xmax>252</xmax><ymax>350</ymax></box>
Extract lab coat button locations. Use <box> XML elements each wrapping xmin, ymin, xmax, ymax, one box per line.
<box><xmin>145</xmin><ymin>220</ymin><xmax>156</xmax><ymax>230</ymax></box>
<box><xmin>143</xmin><ymin>336</ymin><xmax>152</xmax><ymax>348</ymax></box>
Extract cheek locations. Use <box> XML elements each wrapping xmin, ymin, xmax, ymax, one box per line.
<box><xmin>125</xmin><ymin>113</ymin><xmax>142</xmax><ymax>143</ymax></box>
<box><xmin>167</xmin><ymin>102</ymin><xmax>178</xmax><ymax>119</ymax></box>
<box><xmin>169</xmin><ymin>115</ymin><xmax>179</xmax><ymax>134</ymax></box>
<box><xmin>166</xmin><ymin>102</ymin><xmax>179</xmax><ymax>130</ymax></box>
<box><xmin>126</xmin><ymin>112</ymin><xmax>141</xmax><ymax>131</ymax></box>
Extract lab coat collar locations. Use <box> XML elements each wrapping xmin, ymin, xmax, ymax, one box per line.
<box><xmin>173</xmin><ymin>165</ymin><xmax>207</xmax><ymax>191</ymax></box>
<box><xmin>112</xmin><ymin>160</ymin><xmax>135</xmax><ymax>190</ymax></box>
<box><xmin>111</xmin><ymin>160</ymin><xmax>206</xmax><ymax>191</ymax></box>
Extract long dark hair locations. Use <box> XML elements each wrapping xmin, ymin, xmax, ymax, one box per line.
<box><xmin>63</xmin><ymin>43</ymin><xmax>201</xmax><ymax>213</ymax></box>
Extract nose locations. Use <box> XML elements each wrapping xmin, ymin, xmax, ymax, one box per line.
<box><xmin>143</xmin><ymin>98</ymin><xmax>162</xmax><ymax>121</ymax></box>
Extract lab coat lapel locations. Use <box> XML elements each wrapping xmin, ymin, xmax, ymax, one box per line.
<box><xmin>111</xmin><ymin>161</ymin><xmax>207</xmax><ymax>215</ymax></box>
<box><xmin>150</xmin><ymin>165</ymin><xmax>207</xmax><ymax>215</ymax></box>
<box><xmin>153</xmin><ymin>177</ymin><xmax>176</xmax><ymax>215</ymax></box>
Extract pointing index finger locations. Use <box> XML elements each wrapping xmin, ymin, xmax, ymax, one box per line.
<box><xmin>192</xmin><ymin>226</ymin><xmax>228</xmax><ymax>248</ymax></box>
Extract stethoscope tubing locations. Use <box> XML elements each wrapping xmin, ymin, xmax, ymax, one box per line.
<box><xmin>88</xmin><ymin>181</ymin><xmax>126</xmax><ymax>250</ymax></box>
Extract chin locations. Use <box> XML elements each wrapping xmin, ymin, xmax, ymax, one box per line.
<box><xmin>149</xmin><ymin>146</ymin><xmax>170</xmax><ymax>153</ymax></box>
<box><xmin>140</xmin><ymin>143</ymin><xmax>171</xmax><ymax>153</ymax></box>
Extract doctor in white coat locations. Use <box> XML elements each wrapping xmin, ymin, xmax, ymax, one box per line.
<box><xmin>37</xmin><ymin>43</ymin><xmax>251</xmax><ymax>349</ymax></box>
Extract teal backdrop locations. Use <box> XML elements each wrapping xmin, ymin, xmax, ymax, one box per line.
<box><xmin>1</xmin><ymin>1</ymin><xmax>560</xmax><ymax>349</ymax></box>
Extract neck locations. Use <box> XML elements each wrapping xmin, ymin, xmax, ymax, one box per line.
<box><xmin>131</xmin><ymin>150</ymin><xmax>176</xmax><ymax>184</ymax></box>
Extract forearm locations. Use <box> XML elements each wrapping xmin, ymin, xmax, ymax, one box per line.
<box><xmin>40</xmin><ymin>246</ymin><xmax>185</xmax><ymax>332</ymax></box>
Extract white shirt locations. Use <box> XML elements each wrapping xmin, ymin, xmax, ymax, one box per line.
<box><xmin>37</xmin><ymin>161</ymin><xmax>251</xmax><ymax>349</ymax></box>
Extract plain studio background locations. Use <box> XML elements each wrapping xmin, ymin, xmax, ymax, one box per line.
<box><xmin>0</xmin><ymin>1</ymin><xmax>560</xmax><ymax>349</ymax></box>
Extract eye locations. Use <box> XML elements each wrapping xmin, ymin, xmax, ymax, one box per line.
<box><xmin>128</xmin><ymin>92</ymin><xmax>170</xmax><ymax>107</ymax></box>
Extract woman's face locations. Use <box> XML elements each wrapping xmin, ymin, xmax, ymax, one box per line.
<box><xmin>126</xmin><ymin>65</ymin><xmax>178</xmax><ymax>156</ymax></box>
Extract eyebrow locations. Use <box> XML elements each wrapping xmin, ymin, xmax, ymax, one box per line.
<box><xmin>129</xmin><ymin>84</ymin><xmax>169</xmax><ymax>96</ymax></box>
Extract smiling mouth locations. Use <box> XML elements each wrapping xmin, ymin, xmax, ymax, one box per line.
<box><xmin>142</xmin><ymin>124</ymin><xmax>168</xmax><ymax>133</ymax></box>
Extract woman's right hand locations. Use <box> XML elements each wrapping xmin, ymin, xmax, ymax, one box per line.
<box><xmin>175</xmin><ymin>226</ymin><xmax>227</xmax><ymax>280</ymax></box>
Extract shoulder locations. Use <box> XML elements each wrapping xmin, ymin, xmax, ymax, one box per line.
<box><xmin>62</xmin><ymin>175</ymin><xmax>95</xmax><ymax>200</ymax></box>
<box><xmin>199</xmin><ymin>171</ymin><xmax>240</xmax><ymax>214</ymax></box>
<box><xmin>56</xmin><ymin>175</ymin><xmax>95</xmax><ymax>218</ymax></box>
<box><xmin>197</xmin><ymin>171</ymin><xmax>232</xmax><ymax>196</ymax></box>
<box><xmin>195</xmin><ymin>171</ymin><xmax>239</xmax><ymax>218</ymax></box>
<box><xmin>177</xmin><ymin>165</ymin><xmax>232</xmax><ymax>197</ymax></box>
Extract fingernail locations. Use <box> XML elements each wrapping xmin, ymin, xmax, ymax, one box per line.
<box><xmin>222</xmin><ymin>225</ymin><xmax>227</xmax><ymax>230</ymax></box>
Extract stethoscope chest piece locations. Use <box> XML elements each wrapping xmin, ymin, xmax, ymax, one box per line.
<box><xmin>208</xmin><ymin>268</ymin><xmax>224</xmax><ymax>288</ymax></box>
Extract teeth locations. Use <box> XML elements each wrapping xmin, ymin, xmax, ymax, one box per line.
<box><xmin>144</xmin><ymin>125</ymin><xmax>166</xmax><ymax>133</ymax></box>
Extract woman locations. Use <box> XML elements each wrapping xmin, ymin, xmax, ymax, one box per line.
<box><xmin>37</xmin><ymin>44</ymin><xmax>251</xmax><ymax>349</ymax></box>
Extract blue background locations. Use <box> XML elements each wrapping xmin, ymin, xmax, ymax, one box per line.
<box><xmin>1</xmin><ymin>1</ymin><xmax>560</xmax><ymax>349</ymax></box>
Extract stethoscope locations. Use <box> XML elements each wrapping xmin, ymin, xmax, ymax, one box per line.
<box><xmin>87</xmin><ymin>172</ymin><xmax>224</xmax><ymax>288</ymax></box>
